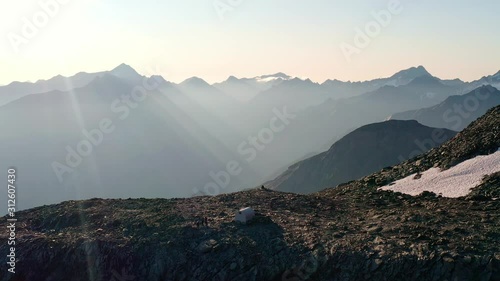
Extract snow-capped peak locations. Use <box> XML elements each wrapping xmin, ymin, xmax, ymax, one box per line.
<box><xmin>255</xmin><ymin>73</ymin><xmax>292</xmax><ymax>83</ymax></box>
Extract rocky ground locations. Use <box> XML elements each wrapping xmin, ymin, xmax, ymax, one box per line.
<box><xmin>0</xmin><ymin>106</ymin><xmax>499</xmax><ymax>281</ymax></box>
<box><xmin>468</xmin><ymin>172</ymin><xmax>500</xmax><ymax>200</ymax></box>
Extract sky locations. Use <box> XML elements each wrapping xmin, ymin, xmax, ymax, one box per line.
<box><xmin>0</xmin><ymin>0</ymin><xmax>499</xmax><ymax>85</ymax></box>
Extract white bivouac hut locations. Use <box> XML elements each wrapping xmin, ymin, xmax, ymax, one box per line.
<box><xmin>235</xmin><ymin>207</ymin><xmax>255</xmax><ymax>224</ymax></box>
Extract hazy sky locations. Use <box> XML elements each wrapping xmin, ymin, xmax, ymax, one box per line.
<box><xmin>1</xmin><ymin>0</ymin><xmax>499</xmax><ymax>85</ymax></box>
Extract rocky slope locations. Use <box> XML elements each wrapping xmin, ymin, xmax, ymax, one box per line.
<box><xmin>267</xmin><ymin>120</ymin><xmax>456</xmax><ymax>193</ymax></box>
<box><xmin>0</xmin><ymin>107</ymin><xmax>499</xmax><ymax>281</ymax></box>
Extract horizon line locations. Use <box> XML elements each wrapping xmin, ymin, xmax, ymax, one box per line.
<box><xmin>4</xmin><ymin>63</ymin><xmax>500</xmax><ymax>86</ymax></box>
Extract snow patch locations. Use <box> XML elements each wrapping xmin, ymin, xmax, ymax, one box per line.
<box><xmin>380</xmin><ymin>149</ymin><xmax>500</xmax><ymax>198</ymax></box>
<box><xmin>256</xmin><ymin>76</ymin><xmax>286</xmax><ymax>83</ymax></box>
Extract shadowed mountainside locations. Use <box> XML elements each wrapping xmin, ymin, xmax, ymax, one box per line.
<box><xmin>267</xmin><ymin>120</ymin><xmax>456</xmax><ymax>194</ymax></box>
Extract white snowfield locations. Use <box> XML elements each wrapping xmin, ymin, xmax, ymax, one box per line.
<box><xmin>381</xmin><ymin>149</ymin><xmax>500</xmax><ymax>198</ymax></box>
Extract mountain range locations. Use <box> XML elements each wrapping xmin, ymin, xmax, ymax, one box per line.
<box><xmin>1</xmin><ymin>105</ymin><xmax>497</xmax><ymax>281</ymax></box>
<box><xmin>1</xmin><ymin>64</ymin><xmax>499</xmax><ymax>210</ymax></box>
<box><xmin>0</xmin><ymin>63</ymin><xmax>144</xmax><ymax>107</ymax></box>
<box><xmin>0</xmin><ymin>73</ymin><xmax>255</xmax><ymax>209</ymax></box>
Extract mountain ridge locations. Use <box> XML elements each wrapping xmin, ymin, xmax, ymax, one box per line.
<box><xmin>267</xmin><ymin>119</ymin><xmax>456</xmax><ymax>193</ymax></box>
<box><xmin>390</xmin><ymin>85</ymin><xmax>500</xmax><ymax>131</ymax></box>
<box><xmin>2</xmin><ymin>65</ymin><xmax>499</xmax><ymax>108</ymax></box>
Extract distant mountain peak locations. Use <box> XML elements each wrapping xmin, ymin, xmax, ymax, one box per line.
<box><xmin>479</xmin><ymin>84</ymin><xmax>496</xmax><ymax>90</ymax></box>
<box><xmin>110</xmin><ymin>63</ymin><xmax>141</xmax><ymax>79</ymax></box>
<box><xmin>224</xmin><ymin>75</ymin><xmax>243</xmax><ymax>83</ymax></box>
<box><xmin>285</xmin><ymin>77</ymin><xmax>314</xmax><ymax>84</ymax></box>
<box><xmin>149</xmin><ymin>75</ymin><xmax>168</xmax><ymax>85</ymax></box>
<box><xmin>180</xmin><ymin>76</ymin><xmax>210</xmax><ymax>87</ymax></box>
<box><xmin>414</xmin><ymin>65</ymin><xmax>428</xmax><ymax>72</ymax></box>
<box><xmin>111</xmin><ymin>63</ymin><xmax>134</xmax><ymax>72</ymax></box>
<box><xmin>32</xmin><ymin>74</ymin><xmax>66</xmax><ymax>84</ymax></box>
<box><xmin>391</xmin><ymin>66</ymin><xmax>431</xmax><ymax>80</ymax></box>
<box><xmin>476</xmin><ymin>85</ymin><xmax>500</xmax><ymax>97</ymax></box>
<box><xmin>259</xmin><ymin>72</ymin><xmax>291</xmax><ymax>80</ymax></box>
<box><xmin>321</xmin><ymin>79</ymin><xmax>350</xmax><ymax>86</ymax></box>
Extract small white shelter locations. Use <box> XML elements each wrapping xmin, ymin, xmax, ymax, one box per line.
<box><xmin>235</xmin><ymin>207</ymin><xmax>255</xmax><ymax>224</ymax></box>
